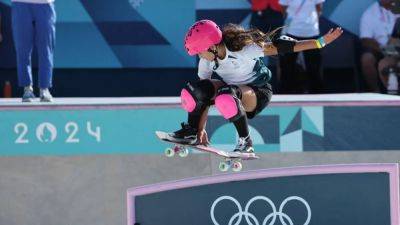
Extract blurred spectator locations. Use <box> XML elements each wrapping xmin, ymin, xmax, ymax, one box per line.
<box><xmin>250</xmin><ymin>0</ymin><xmax>284</xmax><ymax>93</ymax></box>
<box><xmin>359</xmin><ymin>0</ymin><xmax>396</xmax><ymax>92</ymax></box>
<box><xmin>278</xmin><ymin>0</ymin><xmax>325</xmax><ymax>94</ymax></box>
<box><xmin>378</xmin><ymin>17</ymin><xmax>400</xmax><ymax>94</ymax></box>
<box><xmin>250</xmin><ymin>0</ymin><xmax>284</xmax><ymax>33</ymax></box>
<box><xmin>12</xmin><ymin>0</ymin><xmax>56</xmax><ymax>102</ymax></box>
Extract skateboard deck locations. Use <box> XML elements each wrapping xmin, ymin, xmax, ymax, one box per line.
<box><xmin>156</xmin><ymin>131</ymin><xmax>259</xmax><ymax>172</ymax></box>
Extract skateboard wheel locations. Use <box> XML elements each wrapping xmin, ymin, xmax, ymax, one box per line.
<box><xmin>219</xmin><ymin>162</ymin><xmax>229</xmax><ymax>172</ymax></box>
<box><xmin>165</xmin><ymin>148</ymin><xmax>175</xmax><ymax>157</ymax></box>
<box><xmin>232</xmin><ymin>161</ymin><xmax>243</xmax><ymax>172</ymax></box>
<box><xmin>178</xmin><ymin>148</ymin><xmax>189</xmax><ymax>157</ymax></box>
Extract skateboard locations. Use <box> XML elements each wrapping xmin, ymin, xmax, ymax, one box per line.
<box><xmin>156</xmin><ymin>131</ymin><xmax>259</xmax><ymax>172</ymax></box>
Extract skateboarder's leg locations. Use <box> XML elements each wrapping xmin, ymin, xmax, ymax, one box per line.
<box><xmin>182</xmin><ymin>79</ymin><xmax>223</xmax><ymax>127</ymax></box>
<box><xmin>215</xmin><ymin>85</ymin><xmax>250</xmax><ymax>137</ymax></box>
<box><xmin>172</xmin><ymin>79</ymin><xmax>222</xmax><ymax>143</ymax></box>
<box><xmin>215</xmin><ymin>85</ymin><xmax>254</xmax><ymax>153</ymax></box>
<box><xmin>235</xmin><ymin>83</ymin><xmax>273</xmax><ymax>151</ymax></box>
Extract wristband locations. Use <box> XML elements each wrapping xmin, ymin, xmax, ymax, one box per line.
<box><xmin>315</xmin><ymin>40</ymin><xmax>322</xmax><ymax>49</ymax></box>
<box><xmin>317</xmin><ymin>37</ymin><xmax>326</xmax><ymax>48</ymax></box>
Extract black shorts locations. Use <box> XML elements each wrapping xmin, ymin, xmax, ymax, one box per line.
<box><xmin>246</xmin><ymin>83</ymin><xmax>273</xmax><ymax>119</ymax></box>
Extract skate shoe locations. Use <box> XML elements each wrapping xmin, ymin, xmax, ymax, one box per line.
<box><xmin>170</xmin><ymin>123</ymin><xmax>198</xmax><ymax>145</ymax></box>
<box><xmin>233</xmin><ymin>136</ymin><xmax>254</xmax><ymax>154</ymax></box>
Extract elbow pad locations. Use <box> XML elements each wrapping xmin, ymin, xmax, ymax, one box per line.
<box><xmin>272</xmin><ymin>35</ymin><xmax>297</xmax><ymax>55</ymax></box>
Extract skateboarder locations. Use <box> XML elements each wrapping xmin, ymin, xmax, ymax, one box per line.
<box><xmin>171</xmin><ymin>20</ymin><xmax>342</xmax><ymax>153</ymax></box>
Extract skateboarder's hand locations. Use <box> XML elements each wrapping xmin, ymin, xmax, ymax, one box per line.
<box><xmin>197</xmin><ymin>129</ymin><xmax>210</xmax><ymax>146</ymax></box>
<box><xmin>322</xmin><ymin>27</ymin><xmax>343</xmax><ymax>45</ymax></box>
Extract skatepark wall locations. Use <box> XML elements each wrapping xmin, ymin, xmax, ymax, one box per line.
<box><xmin>1</xmin><ymin>94</ymin><xmax>400</xmax><ymax>156</ymax></box>
<box><xmin>0</xmin><ymin>94</ymin><xmax>400</xmax><ymax>225</ymax></box>
<box><xmin>128</xmin><ymin>164</ymin><xmax>399</xmax><ymax>225</ymax></box>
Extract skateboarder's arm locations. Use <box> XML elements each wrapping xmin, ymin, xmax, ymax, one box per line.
<box><xmin>197</xmin><ymin>106</ymin><xmax>210</xmax><ymax>145</ymax></box>
<box><xmin>198</xmin><ymin>106</ymin><xmax>209</xmax><ymax>131</ymax></box>
<box><xmin>263</xmin><ymin>27</ymin><xmax>343</xmax><ymax>56</ymax></box>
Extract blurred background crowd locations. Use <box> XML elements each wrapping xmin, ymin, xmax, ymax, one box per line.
<box><xmin>0</xmin><ymin>0</ymin><xmax>400</xmax><ymax>99</ymax></box>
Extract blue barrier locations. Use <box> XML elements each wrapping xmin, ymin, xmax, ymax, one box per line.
<box><xmin>1</xmin><ymin>94</ymin><xmax>400</xmax><ymax>156</ymax></box>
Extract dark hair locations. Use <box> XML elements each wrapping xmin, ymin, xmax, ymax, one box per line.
<box><xmin>222</xmin><ymin>23</ymin><xmax>280</xmax><ymax>52</ymax></box>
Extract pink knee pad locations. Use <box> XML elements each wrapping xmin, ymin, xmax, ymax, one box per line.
<box><xmin>215</xmin><ymin>94</ymin><xmax>238</xmax><ymax>119</ymax></box>
<box><xmin>180</xmin><ymin>89</ymin><xmax>196</xmax><ymax>112</ymax></box>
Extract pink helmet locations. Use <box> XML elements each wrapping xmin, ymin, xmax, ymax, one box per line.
<box><xmin>184</xmin><ymin>20</ymin><xmax>222</xmax><ymax>56</ymax></box>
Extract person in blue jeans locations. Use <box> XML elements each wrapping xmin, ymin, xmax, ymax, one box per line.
<box><xmin>12</xmin><ymin>0</ymin><xmax>56</xmax><ymax>102</ymax></box>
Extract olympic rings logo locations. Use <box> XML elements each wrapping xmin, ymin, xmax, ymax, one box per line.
<box><xmin>210</xmin><ymin>195</ymin><xmax>311</xmax><ymax>225</ymax></box>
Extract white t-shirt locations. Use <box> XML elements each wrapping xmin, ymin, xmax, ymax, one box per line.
<box><xmin>279</xmin><ymin>0</ymin><xmax>324</xmax><ymax>37</ymax></box>
<box><xmin>12</xmin><ymin>0</ymin><xmax>54</xmax><ymax>3</ymax></box>
<box><xmin>360</xmin><ymin>2</ymin><xmax>396</xmax><ymax>47</ymax></box>
<box><xmin>198</xmin><ymin>44</ymin><xmax>267</xmax><ymax>85</ymax></box>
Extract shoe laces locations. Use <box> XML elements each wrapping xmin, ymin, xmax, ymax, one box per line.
<box><xmin>235</xmin><ymin>137</ymin><xmax>248</xmax><ymax>150</ymax></box>
<box><xmin>175</xmin><ymin>123</ymin><xmax>190</xmax><ymax>135</ymax></box>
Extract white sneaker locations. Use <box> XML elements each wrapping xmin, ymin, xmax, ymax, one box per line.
<box><xmin>40</xmin><ymin>89</ymin><xmax>53</xmax><ymax>102</ymax></box>
<box><xmin>22</xmin><ymin>86</ymin><xmax>35</xmax><ymax>102</ymax></box>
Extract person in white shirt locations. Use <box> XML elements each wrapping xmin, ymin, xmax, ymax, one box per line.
<box><xmin>12</xmin><ymin>0</ymin><xmax>56</xmax><ymax>102</ymax></box>
<box><xmin>278</xmin><ymin>0</ymin><xmax>325</xmax><ymax>94</ymax></box>
<box><xmin>168</xmin><ymin>20</ymin><xmax>342</xmax><ymax>153</ymax></box>
<box><xmin>360</xmin><ymin>0</ymin><xmax>396</xmax><ymax>92</ymax></box>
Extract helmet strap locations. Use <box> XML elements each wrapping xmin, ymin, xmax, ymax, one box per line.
<box><xmin>208</xmin><ymin>46</ymin><xmax>220</xmax><ymax>70</ymax></box>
